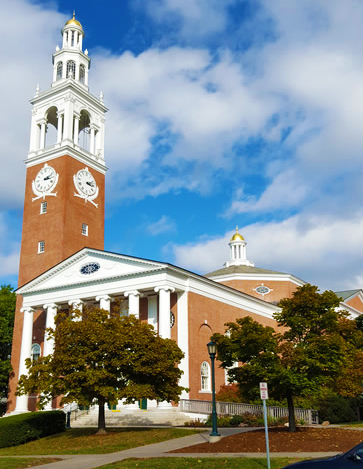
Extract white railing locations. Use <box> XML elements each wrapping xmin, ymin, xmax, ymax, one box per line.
<box><xmin>179</xmin><ymin>399</ymin><xmax>318</xmax><ymax>425</ymax></box>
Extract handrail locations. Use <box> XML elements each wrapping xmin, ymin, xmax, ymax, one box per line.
<box><xmin>179</xmin><ymin>399</ymin><xmax>318</xmax><ymax>424</ymax></box>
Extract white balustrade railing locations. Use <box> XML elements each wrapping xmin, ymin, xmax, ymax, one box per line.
<box><xmin>179</xmin><ymin>399</ymin><xmax>318</xmax><ymax>424</ymax></box>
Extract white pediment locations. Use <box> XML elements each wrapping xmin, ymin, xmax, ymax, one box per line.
<box><xmin>18</xmin><ymin>248</ymin><xmax>166</xmax><ymax>294</ymax></box>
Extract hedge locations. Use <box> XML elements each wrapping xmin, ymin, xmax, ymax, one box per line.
<box><xmin>0</xmin><ymin>411</ymin><xmax>66</xmax><ymax>448</ymax></box>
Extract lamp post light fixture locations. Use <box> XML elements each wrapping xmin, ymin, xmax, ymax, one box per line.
<box><xmin>207</xmin><ymin>339</ymin><xmax>221</xmax><ymax>443</ymax></box>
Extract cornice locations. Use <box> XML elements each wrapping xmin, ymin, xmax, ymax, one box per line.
<box><xmin>30</xmin><ymin>79</ymin><xmax>108</xmax><ymax>113</ymax></box>
<box><xmin>210</xmin><ymin>272</ymin><xmax>305</xmax><ymax>287</ymax></box>
<box><xmin>26</xmin><ymin>144</ymin><xmax>107</xmax><ymax>174</ymax></box>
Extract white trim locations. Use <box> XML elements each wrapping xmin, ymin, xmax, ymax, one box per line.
<box><xmin>210</xmin><ymin>272</ymin><xmax>305</xmax><ymax>287</ymax></box>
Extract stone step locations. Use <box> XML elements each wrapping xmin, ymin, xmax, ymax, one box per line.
<box><xmin>72</xmin><ymin>407</ymin><xmax>195</xmax><ymax>427</ymax></box>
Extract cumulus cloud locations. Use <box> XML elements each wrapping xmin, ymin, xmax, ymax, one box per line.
<box><xmin>171</xmin><ymin>213</ymin><xmax>363</xmax><ymax>292</ymax></box>
<box><xmin>135</xmin><ymin>0</ymin><xmax>237</xmax><ymax>39</ymax></box>
<box><xmin>147</xmin><ymin>215</ymin><xmax>176</xmax><ymax>235</ymax></box>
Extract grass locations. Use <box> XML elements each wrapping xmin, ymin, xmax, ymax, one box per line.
<box><xmin>0</xmin><ymin>457</ymin><xmax>62</xmax><ymax>469</ymax></box>
<box><xmin>93</xmin><ymin>457</ymin><xmax>304</xmax><ymax>469</ymax></box>
<box><xmin>0</xmin><ymin>428</ymin><xmax>202</xmax><ymax>456</ymax></box>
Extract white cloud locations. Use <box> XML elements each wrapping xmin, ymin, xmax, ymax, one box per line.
<box><xmin>147</xmin><ymin>215</ymin><xmax>176</xmax><ymax>235</ymax></box>
<box><xmin>138</xmin><ymin>0</ymin><xmax>236</xmax><ymax>39</ymax></box>
<box><xmin>171</xmin><ymin>213</ymin><xmax>363</xmax><ymax>292</ymax></box>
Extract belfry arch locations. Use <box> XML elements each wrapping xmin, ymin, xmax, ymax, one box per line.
<box><xmin>44</xmin><ymin>106</ymin><xmax>58</xmax><ymax>148</ymax></box>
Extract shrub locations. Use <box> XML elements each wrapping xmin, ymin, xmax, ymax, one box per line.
<box><xmin>229</xmin><ymin>414</ymin><xmax>244</xmax><ymax>426</ymax></box>
<box><xmin>316</xmin><ymin>395</ymin><xmax>356</xmax><ymax>424</ymax></box>
<box><xmin>0</xmin><ymin>411</ymin><xmax>66</xmax><ymax>448</ymax></box>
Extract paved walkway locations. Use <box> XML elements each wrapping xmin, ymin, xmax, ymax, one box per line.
<box><xmin>4</xmin><ymin>427</ymin><xmax>340</xmax><ymax>469</ymax></box>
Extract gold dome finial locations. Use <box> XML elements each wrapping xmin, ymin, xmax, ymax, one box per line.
<box><xmin>65</xmin><ymin>11</ymin><xmax>83</xmax><ymax>30</ymax></box>
<box><xmin>230</xmin><ymin>226</ymin><xmax>244</xmax><ymax>242</ymax></box>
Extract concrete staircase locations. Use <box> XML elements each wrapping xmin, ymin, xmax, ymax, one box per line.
<box><xmin>71</xmin><ymin>406</ymin><xmax>195</xmax><ymax>427</ymax></box>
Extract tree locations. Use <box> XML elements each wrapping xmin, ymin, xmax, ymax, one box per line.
<box><xmin>16</xmin><ymin>308</ymin><xmax>186</xmax><ymax>432</ymax></box>
<box><xmin>0</xmin><ymin>285</ymin><xmax>16</xmax><ymax>415</ymax></box>
<box><xmin>213</xmin><ymin>284</ymin><xmax>361</xmax><ymax>432</ymax></box>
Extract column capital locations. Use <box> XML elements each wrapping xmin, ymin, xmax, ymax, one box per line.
<box><xmin>95</xmin><ymin>295</ymin><xmax>111</xmax><ymax>302</ymax></box>
<box><xmin>43</xmin><ymin>303</ymin><xmax>58</xmax><ymax>310</ymax></box>
<box><xmin>20</xmin><ymin>307</ymin><xmax>34</xmax><ymax>314</ymax></box>
<box><xmin>124</xmin><ymin>290</ymin><xmax>143</xmax><ymax>298</ymax></box>
<box><xmin>154</xmin><ymin>286</ymin><xmax>175</xmax><ymax>294</ymax></box>
<box><xmin>68</xmin><ymin>299</ymin><xmax>83</xmax><ymax>308</ymax></box>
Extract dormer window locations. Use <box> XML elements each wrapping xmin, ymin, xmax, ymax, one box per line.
<box><xmin>56</xmin><ymin>62</ymin><xmax>63</xmax><ymax>80</ymax></box>
<box><xmin>66</xmin><ymin>60</ymin><xmax>76</xmax><ymax>79</ymax></box>
<box><xmin>79</xmin><ymin>65</ymin><xmax>85</xmax><ymax>84</ymax></box>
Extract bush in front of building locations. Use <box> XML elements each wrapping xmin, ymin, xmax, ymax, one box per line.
<box><xmin>0</xmin><ymin>411</ymin><xmax>66</xmax><ymax>448</ymax></box>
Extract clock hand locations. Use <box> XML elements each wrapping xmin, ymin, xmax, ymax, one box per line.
<box><xmin>86</xmin><ymin>181</ymin><xmax>95</xmax><ymax>186</ymax></box>
<box><xmin>44</xmin><ymin>175</ymin><xmax>53</xmax><ymax>181</ymax></box>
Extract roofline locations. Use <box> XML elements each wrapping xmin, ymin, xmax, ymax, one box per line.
<box><xmin>16</xmin><ymin>247</ymin><xmax>279</xmax><ymax>312</ymax></box>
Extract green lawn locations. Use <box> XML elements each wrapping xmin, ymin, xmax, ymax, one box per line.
<box><xmin>0</xmin><ymin>428</ymin><xmax>202</xmax><ymax>456</ymax></box>
<box><xmin>94</xmin><ymin>457</ymin><xmax>303</xmax><ymax>469</ymax></box>
<box><xmin>0</xmin><ymin>457</ymin><xmax>62</xmax><ymax>469</ymax></box>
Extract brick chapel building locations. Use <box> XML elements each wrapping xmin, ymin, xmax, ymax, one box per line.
<box><xmin>7</xmin><ymin>15</ymin><xmax>363</xmax><ymax>414</ymax></box>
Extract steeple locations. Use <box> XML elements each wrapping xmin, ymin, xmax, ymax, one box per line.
<box><xmin>52</xmin><ymin>12</ymin><xmax>89</xmax><ymax>86</ymax></box>
<box><xmin>224</xmin><ymin>227</ymin><xmax>254</xmax><ymax>268</ymax></box>
<box><xmin>27</xmin><ymin>13</ymin><xmax>107</xmax><ymax>168</ymax></box>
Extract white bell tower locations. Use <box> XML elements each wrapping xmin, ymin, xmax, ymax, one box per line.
<box><xmin>28</xmin><ymin>12</ymin><xmax>107</xmax><ymax>169</ymax></box>
<box><xmin>224</xmin><ymin>227</ymin><xmax>254</xmax><ymax>267</ymax></box>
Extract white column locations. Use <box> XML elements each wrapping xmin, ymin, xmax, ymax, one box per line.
<box><xmin>43</xmin><ymin>303</ymin><xmax>57</xmax><ymax>357</ymax></box>
<box><xmin>40</xmin><ymin>120</ymin><xmax>46</xmax><ymax>150</ymax></box>
<box><xmin>73</xmin><ymin>115</ymin><xmax>80</xmax><ymax>145</ymax></box>
<box><xmin>43</xmin><ymin>303</ymin><xmax>57</xmax><ymax>411</ymax></box>
<box><xmin>57</xmin><ymin>113</ymin><xmax>63</xmax><ymax>143</ymax></box>
<box><xmin>154</xmin><ymin>286</ymin><xmax>175</xmax><ymax>409</ymax></box>
<box><xmin>124</xmin><ymin>291</ymin><xmax>141</xmax><ymax>319</ymax></box>
<box><xmin>62</xmin><ymin>31</ymin><xmax>66</xmax><ymax>48</ymax></box>
<box><xmin>15</xmin><ymin>307</ymin><xmax>34</xmax><ymax>413</ymax></box>
<box><xmin>79</xmin><ymin>34</ymin><xmax>83</xmax><ymax>50</ymax></box>
<box><xmin>96</xmin><ymin>295</ymin><xmax>111</xmax><ymax>312</ymax></box>
<box><xmin>147</xmin><ymin>295</ymin><xmax>157</xmax><ymax>329</ymax></box>
<box><xmin>90</xmin><ymin>125</ymin><xmax>95</xmax><ymax>154</ymax></box>
<box><xmin>177</xmin><ymin>292</ymin><xmax>190</xmax><ymax>399</ymax></box>
<box><xmin>68</xmin><ymin>299</ymin><xmax>83</xmax><ymax>321</ymax></box>
<box><xmin>85</xmin><ymin>66</ymin><xmax>89</xmax><ymax>86</ymax></box>
<box><xmin>154</xmin><ymin>287</ymin><xmax>175</xmax><ymax>339</ymax></box>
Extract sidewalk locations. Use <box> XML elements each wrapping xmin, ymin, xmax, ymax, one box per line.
<box><xmin>4</xmin><ymin>427</ymin><xmax>340</xmax><ymax>469</ymax></box>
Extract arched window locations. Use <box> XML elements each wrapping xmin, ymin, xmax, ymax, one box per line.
<box><xmin>201</xmin><ymin>361</ymin><xmax>210</xmax><ymax>391</ymax></box>
<box><xmin>66</xmin><ymin>60</ymin><xmax>76</xmax><ymax>79</ymax></box>
<box><xmin>31</xmin><ymin>343</ymin><xmax>41</xmax><ymax>362</ymax></box>
<box><xmin>56</xmin><ymin>62</ymin><xmax>63</xmax><ymax>80</ymax></box>
<box><xmin>79</xmin><ymin>64</ymin><xmax>85</xmax><ymax>84</ymax></box>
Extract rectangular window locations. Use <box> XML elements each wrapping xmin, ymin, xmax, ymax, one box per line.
<box><xmin>40</xmin><ymin>202</ymin><xmax>47</xmax><ymax>214</ymax></box>
<box><xmin>38</xmin><ymin>241</ymin><xmax>45</xmax><ymax>254</ymax></box>
<box><xmin>82</xmin><ymin>223</ymin><xmax>88</xmax><ymax>236</ymax></box>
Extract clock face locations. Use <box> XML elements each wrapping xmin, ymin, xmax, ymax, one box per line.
<box><xmin>34</xmin><ymin>165</ymin><xmax>57</xmax><ymax>192</ymax></box>
<box><xmin>75</xmin><ymin>168</ymin><xmax>97</xmax><ymax>196</ymax></box>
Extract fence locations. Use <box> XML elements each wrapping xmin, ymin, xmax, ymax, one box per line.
<box><xmin>179</xmin><ymin>399</ymin><xmax>318</xmax><ymax>425</ymax></box>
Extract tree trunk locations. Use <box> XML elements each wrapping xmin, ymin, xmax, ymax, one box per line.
<box><xmin>97</xmin><ymin>398</ymin><xmax>106</xmax><ymax>434</ymax></box>
<box><xmin>286</xmin><ymin>391</ymin><xmax>296</xmax><ymax>432</ymax></box>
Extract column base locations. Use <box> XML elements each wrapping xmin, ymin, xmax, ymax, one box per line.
<box><xmin>209</xmin><ymin>435</ymin><xmax>222</xmax><ymax>443</ymax></box>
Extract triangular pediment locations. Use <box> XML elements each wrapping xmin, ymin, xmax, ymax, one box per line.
<box><xmin>17</xmin><ymin>248</ymin><xmax>166</xmax><ymax>294</ymax></box>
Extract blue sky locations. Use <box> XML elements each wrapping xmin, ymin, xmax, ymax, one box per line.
<box><xmin>1</xmin><ymin>0</ymin><xmax>363</xmax><ymax>291</ymax></box>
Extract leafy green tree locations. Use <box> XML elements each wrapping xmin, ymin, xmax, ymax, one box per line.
<box><xmin>16</xmin><ymin>308</ymin><xmax>185</xmax><ymax>432</ymax></box>
<box><xmin>0</xmin><ymin>286</ymin><xmax>16</xmax><ymax>415</ymax></box>
<box><xmin>213</xmin><ymin>284</ymin><xmax>360</xmax><ymax>432</ymax></box>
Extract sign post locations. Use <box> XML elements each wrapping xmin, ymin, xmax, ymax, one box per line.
<box><xmin>260</xmin><ymin>382</ymin><xmax>271</xmax><ymax>469</ymax></box>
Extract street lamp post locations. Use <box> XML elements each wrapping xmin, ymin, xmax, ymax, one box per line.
<box><xmin>207</xmin><ymin>340</ymin><xmax>221</xmax><ymax>443</ymax></box>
